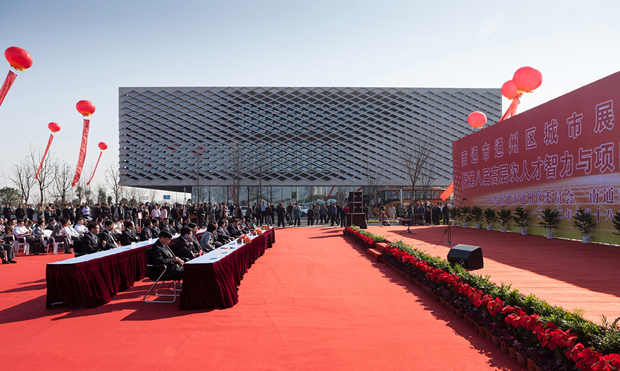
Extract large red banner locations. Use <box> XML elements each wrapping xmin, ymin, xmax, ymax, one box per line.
<box><xmin>453</xmin><ymin>71</ymin><xmax>619</xmax><ymax>243</ymax></box>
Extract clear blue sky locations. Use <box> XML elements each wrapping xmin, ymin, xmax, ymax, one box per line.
<box><xmin>1</xmin><ymin>0</ymin><xmax>618</xmax><ymax>200</ymax></box>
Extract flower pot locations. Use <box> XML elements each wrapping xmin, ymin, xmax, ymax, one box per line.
<box><xmin>500</xmin><ymin>341</ymin><xmax>509</xmax><ymax>353</ymax></box>
<box><xmin>455</xmin><ymin>309</ymin><xmax>463</xmax><ymax>319</ymax></box>
<box><xmin>485</xmin><ymin>328</ymin><xmax>492</xmax><ymax>340</ymax></box>
<box><xmin>462</xmin><ymin>223</ymin><xmax>467</xmax><ymax>228</ymax></box>
<box><xmin>582</xmin><ymin>235</ymin><xmax>591</xmax><ymax>243</ymax></box>
<box><xmin>440</xmin><ymin>298</ymin><xmax>446</xmax><ymax>307</ymax></box>
<box><xmin>463</xmin><ymin>314</ymin><xmax>469</xmax><ymax>323</ymax></box>
<box><xmin>521</xmin><ymin>228</ymin><xmax>528</xmax><ymax>235</ymax></box>
<box><xmin>501</xmin><ymin>226</ymin><xmax>507</xmax><ymax>233</ymax></box>
<box><xmin>527</xmin><ymin>358</ymin><xmax>536</xmax><ymax>371</ymax></box>
<box><xmin>535</xmin><ymin>364</ymin><xmax>542</xmax><ymax>371</ymax></box>
<box><xmin>475</xmin><ymin>223</ymin><xmax>481</xmax><ymax>229</ymax></box>
<box><xmin>491</xmin><ymin>335</ymin><xmax>501</xmax><ymax>347</ymax></box>
<box><xmin>508</xmin><ymin>347</ymin><xmax>516</xmax><ymax>358</ymax></box>
<box><xmin>452</xmin><ymin>221</ymin><xmax>457</xmax><ymax>226</ymax></box>
<box><xmin>515</xmin><ymin>352</ymin><xmax>527</xmax><ymax>365</ymax></box>
<box><xmin>486</xmin><ymin>225</ymin><xmax>492</xmax><ymax>230</ymax></box>
<box><xmin>468</xmin><ymin>317</ymin><xmax>475</xmax><ymax>327</ymax></box>
<box><xmin>478</xmin><ymin>325</ymin><xmax>486</xmax><ymax>337</ymax></box>
<box><xmin>449</xmin><ymin>305</ymin><xmax>456</xmax><ymax>314</ymax></box>
<box><xmin>546</xmin><ymin>231</ymin><xmax>554</xmax><ymax>239</ymax></box>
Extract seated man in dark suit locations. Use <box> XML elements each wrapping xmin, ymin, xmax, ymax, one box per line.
<box><xmin>227</xmin><ymin>219</ymin><xmax>242</xmax><ymax>238</ymax></box>
<box><xmin>139</xmin><ymin>220</ymin><xmax>153</xmax><ymax>241</ymax></box>
<box><xmin>98</xmin><ymin>220</ymin><xmax>120</xmax><ymax>250</ymax></box>
<box><xmin>171</xmin><ymin>226</ymin><xmax>201</xmax><ymax>261</ymax></box>
<box><xmin>81</xmin><ymin>222</ymin><xmax>103</xmax><ymax>254</ymax></box>
<box><xmin>161</xmin><ymin>218</ymin><xmax>175</xmax><ymax>235</ymax></box>
<box><xmin>216</xmin><ymin>219</ymin><xmax>233</xmax><ymax>244</ymax></box>
<box><xmin>150</xmin><ymin>231</ymin><xmax>184</xmax><ymax>281</ymax></box>
<box><xmin>151</xmin><ymin>219</ymin><xmax>161</xmax><ymax>238</ymax></box>
<box><xmin>120</xmin><ymin>221</ymin><xmax>140</xmax><ymax>246</ymax></box>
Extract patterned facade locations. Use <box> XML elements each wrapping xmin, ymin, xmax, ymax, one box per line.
<box><xmin>118</xmin><ymin>86</ymin><xmax>501</xmax><ymax>193</ymax></box>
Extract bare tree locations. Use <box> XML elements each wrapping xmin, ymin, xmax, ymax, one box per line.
<box><xmin>242</xmin><ymin>186</ymin><xmax>253</xmax><ymax>205</ymax></box>
<box><xmin>75</xmin><ymin>176</ymin><xmax>93</xmax><ymax>205</ymax></box>
<box><xmin>335</xmin><ymin>187</ymin><xmax>348</xmax><ymax>204</ymax></box>
<box><xmin>397</xmin><ymin>135</ymin><xmax>434</xmax><ymax>201</ymax></box>
<box><xmin>126</xmin><ymin>187</ymin><xmax>146</xmax><ymax>205</ymax></box>
<box><xmin>53</xmin><ymin>161</ymin><xmax>73</xmax><ymax>205</ymax></box>
<box><xmin>28</xmin><ymin>146</ymin><xmax>55</xmax><ymax>207</ymax></box>
<box><xmin>363</xmin><ymin>159</ymin><xmax>384</xmax><ymax>196</ymax></box>
<box><xmin>12</xmin><ymin>159</ymin><xmax>34</xmax><ymax>204</ymax></box>
<box><xmin>148</xmin><ymin>188</ymin><xmax>157</xmax><ymax>203</ymax></box>
<box><xmin>96</xmin><ymin>184</ymin><xmax>108</xmax><ymax>205</ymax></box>
<box><xmin>105</xmin><ymin>165</ymin><xmax>123</xmax><ymax>205</ymax></box>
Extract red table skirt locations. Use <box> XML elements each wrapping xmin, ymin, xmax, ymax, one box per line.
<box><xmin>46</xmin><ymin>245</ymin><xmax>149</xmax><ymax>309</ymax></box>
<box><xmin>179</xmin><ymin>229</ymin><xmax>275</xmax><ymax>310</ymax></box>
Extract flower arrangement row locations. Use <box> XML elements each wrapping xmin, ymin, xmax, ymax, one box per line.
<box><xmin>343</xmin><ymin>227</ymin><xmax>620</xmax><ymax>371</ymax></box>
<box><xmin>343</xmin><ymin>226</ymin><xmax>377</xmax><ymax>249</ymax></box>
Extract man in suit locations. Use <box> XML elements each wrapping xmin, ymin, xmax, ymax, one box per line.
<box><xmin>216</xmin><ymin>219</ymin><xmax>233</xmax><ymax>244</ymax></box>
<box><xmin>150</xmin><ymin>231</ymin><xmax>184</xmax><ymax>281</ymax></box>
<box><xmin>227</xmin><ymin>219</ymin><xmax>242</xmax><ymax>238</ymax></box>
<box><xmin>120</xmin><ymin>221</ymin><xmax>140</xmax><ymax>246</ymax></box>
<box><xmin>171</xmin><ymin>226</ymin><xmax>200</xmax><ymax>261</ymax></box>
<box><xmin>151</xmin><ymin>219</ymin><xmax>161</xmax><ymax>238</ymax></box>
<box><xmin>26</xmin><ymin>205</ymin><xmax>35</xmax><ymax>220</ymax></box>
<box><xmin>161</xmin><ymin>219</ymin><xmax>175</xmax><ymax>235</ymax></box>
<box><xmin>99</xmin><ymin>220</ymin><xmax>119</xmax><ymax>250</ymax></box>
<box><xmin>139</xmin><ymin>220</ymin><xmax>153</xmax><ymax>241</ymax></box>
<box><xmin>81</xmin><ymin>223</ymin><xmax>103</xmax><ymax>254</ymax></box>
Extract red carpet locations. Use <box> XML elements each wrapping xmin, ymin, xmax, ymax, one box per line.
<box><xmin>368</xmin><ymin>225</ymin><xmax>620</xmax><ymax>323</ymax></box>
<box><xmin>0</xmin><ymin>227</ymin><xmax>516</xmax><ymax>370</ymax></box>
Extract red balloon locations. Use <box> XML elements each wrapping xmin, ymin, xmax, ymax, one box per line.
<box><xmin>501</xmin><ymin>80</ymin><xmax>519</xmax><ymax>100</ymax></box>
<box><xmin>513</xmin><ymin>67</ymin><xmax>542</xmax><ymax>93</ymax></box>
<box><xmin>76</xmin><ymin>100</ymin><xmax>96</xmax><ymax>116</ymax></box>
<box><xmin>4</xmin><ymin>47</ymin><xmax>33</xmax><ymax>72</ymax></box>
<box><xmin>467</xmin><ymin>111</ymin><xmax>487</xmax><ymax>129</ymax></box>
<box><xmin>48</xmin><ymin>122</ymin><xmax>61</xmax><ymax>133</ymax></box>
<box><xmin>98</xmin><ymin>142</ymin><xmax>108</xmax><ymax>151</ymax></box>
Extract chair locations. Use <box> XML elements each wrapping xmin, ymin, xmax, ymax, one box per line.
<box><xmin>14</xmin><ymin>237</ymin><xmax>29</xmax><ymax>255</ymax></box>
<box><xmin>143</xmin><ymin>247</ymin><xmax>181</xmax><ymax>303</ymax></box>
<box><xmin>50</xmin><ymin>236</ymin><xmax>65</xmax><ymax>255</ymax></box>
<box><xmin>73</xmin><ymin>239</ymin><xmax>85</xmax><ymax>257</ymax></box>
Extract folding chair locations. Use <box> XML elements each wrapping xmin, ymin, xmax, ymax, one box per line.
<box><xmin>50</xmin><ymin>236</ymin><xmax>65</xmax><ymax>255</ymax></box>
<box><xmin>143</xmin><ymin>247</ymin><xmax>181</xmax><ymax>303</ymax></box>
<box><xmin>14</xmin><ymin>237</ymin><xmax>29</xmax><ymax>255</ymax></box>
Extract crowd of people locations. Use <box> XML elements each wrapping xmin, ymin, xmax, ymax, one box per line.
<box><xmin>378</xmin><ymin>201</ymin><xmax>452</xmax><ymax>226</ymax></box>
<box><xmin>0</xmin><ymin>199</ymin><xmax>451</xmax><ymax>266</ymax></box>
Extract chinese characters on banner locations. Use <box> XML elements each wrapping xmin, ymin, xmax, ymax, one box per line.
<box><xmin>453</xmin><ymin>71</ymin><xmax>620</xmax><ymax>243</ymax></box>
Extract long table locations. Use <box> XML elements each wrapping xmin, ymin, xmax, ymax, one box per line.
<box><xmin>179</xmin><ymin>229</ymin><xmax>275</xmax><ymax>310</ymax></box>
<box><xmin>46</xmin><ymin>231</ymin><xmax>202</xmax><ymax>309</ymax></box>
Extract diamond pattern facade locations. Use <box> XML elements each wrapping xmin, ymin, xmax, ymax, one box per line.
<box><xmin>119</xmin><ymin>87</ymin><xmax>501</xmax><ymax>191</ymax></box>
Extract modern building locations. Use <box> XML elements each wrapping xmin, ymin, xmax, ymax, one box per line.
<box><xmin>119</xmin><ymin>86</ymin><xmax>501</xmax><ymax>204</ymax></box>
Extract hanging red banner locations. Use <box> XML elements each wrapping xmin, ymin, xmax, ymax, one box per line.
<box><xmin>0</xmin><ymin>71</ymin><xmax>17</xmax><ymax>108</ymax></box>
<box><xmin>72</xmin><ymin>118</ymin><xmax>90</xmax><ymax>186</ymax></box>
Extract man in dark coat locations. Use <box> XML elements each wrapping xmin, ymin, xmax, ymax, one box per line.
<box><xmin>150</xmin><ymin>232</ymin><xmax>184</xmax><ymax>281</ymax></box>
<box><xmin>99</xmin><ymin>220</ymin><xmax>119</xmax><ymax>250</ymax></box>
<box><xmin>276</xmin><ymin>203</ymin><xmax>286</xmax><ymax>228</ymax></box>
<box><xmin>81</xmin><ymin>223</ymin><xmax>103</xmax><ymax>254</ymax></box>
<box><xmin>120</xmin><ymin>221</ymin><xmax>140</xmax><ymax>246</ymax></box>
<box><xmin>171</xmin><ymin>226</ymin><xmax>199</xmax><ymax>261</ymax></box>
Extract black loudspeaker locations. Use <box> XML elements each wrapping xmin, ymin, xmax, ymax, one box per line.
<box><xmin>447</xmin><ymin>244</ymin><xmax>483</xmax><ymax>270</ymax></box>
<box><xmin>346</xmin><ymin>213</ymin><xmax>367</xmax><ymax>229</ymax></box>
<box><xmin>348</xmin><ymin>204</ymin><xmax>363</xmax><ymax>214</ymax></box>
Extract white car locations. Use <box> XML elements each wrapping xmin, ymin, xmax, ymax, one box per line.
<box><xmin>298</xmin><ymin>206</ymin><xmax>310</xmax><ymax>217</ymax></box>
